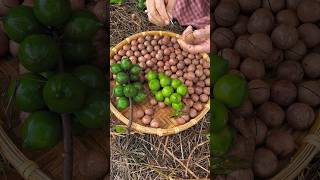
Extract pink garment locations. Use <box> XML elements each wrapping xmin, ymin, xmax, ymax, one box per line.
<box><xmin>173</xmin><ymin>0</ymin><xmax>210</xmax><ymax>28</ymax></box>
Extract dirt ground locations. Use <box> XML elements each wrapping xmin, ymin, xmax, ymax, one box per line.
<box><xmin>110</xmin><ymin>1</ymin><xmax>210</xmax><ymax>179</ymax></box>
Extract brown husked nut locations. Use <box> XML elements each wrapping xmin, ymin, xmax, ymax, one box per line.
<box><xmin>181</xmin><ymin>114</ymin><xmax>190</xmax><ymax>121</ymax></box>
<box><xmin>135</xmin><ymin>110</ymin><xmax>145</xmax><ymax>119</ymax></box>
<box><xmin>150</xmin><ymin>119</ymin><xmax>160</xmax><ymax>128</ymax></box>
<box><xmin>266</xmin><ymin>130</ymin><xmax>295</xmax><ymax>158</ymax></box>
<box><xmin>302</xmin><ymin>53</ymin><xmax>320</xmax><ymax>78</ymax></box>
<box><xmin>232</xmin><ymin>98</ymin><xmax>253</xmax><ymax>117</ymax></box>
<box><xmin>258</xmin><ymin>101</ymin><xmax>285</xmax><ymax>128</ymax></box>
<box><xmin>193</xmin><ymin>102</ymin><xmax>203</xmax><ymax>111</ymax></box>
<box><xmin>276</xmin><ymin>61</ymin><xmax>304</xmax><ymax>83</ymax></box>
<box><xmin>144</xmin><ymin>109</ymin><xmax>154</xmax><ymax>115</ymax></box>
<box><xmin>142</xmin><ymin>115</ymin><xmax>152</xmax><ymax>125</ymax></box>
<box><xmin>271</xmin><ymin>24</ymin><xmax>299</xmax><ymax>50</ymax></box>
<box><xmin>253</xmin><ymin>148</ymin><xmax>278</xmax><ymax>178</ymax></box>
<box><xmin>176</xmin><ymin>117</ymin><xmax>186</xmax><ymax>125</ymax></box>
<box><xmin>213</xmin><ymin>27</ymin><xmax>236</xmax><ymax>49</ymax></box>
<box><xmin>247</xmin><ymin>117</ymin><xmax>268</xmax><ymax>145</ymax></box>
<box><xmin>287</xmin><ymin>102</ymin><xmax>315</xmax><ymax>130</ymax></box>
<box><xmin>150</xmin><ymin>98</ymin><xmax>157</xmax><ymax>106</ymax></box>
<box><xmin>247</xmin><ymin>8</ymin><xmax>274</xmax><ymax>34</ymax></box>
<box><xmin>270</xmin><ymin>80</ymin><xmax>297</xmax><ymax>106</ymax></box>
<box><xmin>218</xmin><ymin>48</ymin><xmax>241</xmax><ymax>69</ymax></box>
<box><xmin>248</xmin><ymin>79</ymin><xmax>270</xmax><ymax>105</ymax></box>
<box><xmin>298</xmin><ymin>80</ymin><xmax>320</xmax><ymax>106</ymax></box>
<box><xmin>298</xmin><ymin>23</ymin><xmax>320</xmax><ymax>48</ymax></box>
<box><xmin>189</xmin><ymin>108</ymin><xmax>198</xmax><ymax>118</ymax></box>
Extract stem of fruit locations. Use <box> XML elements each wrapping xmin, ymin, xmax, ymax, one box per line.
<box><xmin>127</xmin><ymin>97</ymin><xmax>133</xmax><ymax>135</ymax></box>
<box><xmin>58</xmin><ymin>58</ymin><xmax>73</xmax><ymax>180</ymax></box>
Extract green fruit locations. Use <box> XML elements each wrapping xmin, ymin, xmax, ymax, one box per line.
<box><xmin>74</xmin><ymin>93</ymin><xmax>107</xmax><ymax>129</ymax></box>
<box><xmin>172</xmin><ymin>102</ymin><xmax>183</xmax><ymax>110</ymax></box>
<box><xmin>111</xmin><ymin>64</ymin><xmax>122</xmax><ymax>74</ymax></box>
<box><xmin>155</xmin><ymin>91</ymin><xmax>164</xmax><ymax>101</ymax></box>
<box><xmin>130</xmin><ymin>65</ymin><xmax>141</xmax><ymax>75</ymax></box>
<box><xmin>158</xmin><ymin>72</ymin><xmax>166</xmax><ymax>79</ymax></box>
<box><xmin>117</xmin><ymin>97</ymin><xmax>129</xmax><ymax>110</ymax></box>
<box><xmin>130</xmin><ymin>74</ymin><xmax>140</xmax><ymax>82</ymax></box>
<box><xmin>62</xmin><ymin>41</ymin><xmax>95</xmax><ymax>65</ymax></box>
<box><xmin>43</xmin><ymin>73</ymin><xmax>86</xmax><ymax>113</ymax></box>
<box><xmin>34</xmin><ymin>0</ymin><xmax>71</xmax><ymax>26</ymax></box>
<box><xmin>212</xmin><ymin>54</ymin><xmax>228</xmax><ymax>84</ymax></box>
<box><xmin>211</xmin><ymin>127</ymin><xmax>234</xmax><ymax>156</ymax></box>
<box><xmin>164</xmin><ymin>97</ymin><xmax>171</xmax><ymax>106</ymax></box>
<box><xmin>113</xmin><ymin>85</ymin><xmax>124</xmax><ymax>97</ymax></box>
<box><xmin>212</xmin><ymin>100</ymin><xmax>229</xmax><ymax>132</ymax></box>
<box><xmin>73</xmin><ymin>65</ymin><xmax>105</xmax><ymax>90</ymax></box>
<box><xmin>170</xmin><ymin>93</ymin><xmax>182</xmax><ymax>103</ymax></box>
<box><xmin>160</xmin><ymin>76</ymin><xmax>171</xmax><ymax>87</ymax></box>
<box><xmin>21</xmin><ymin>111</ymin><xmax>61</xmax><ymax>150</ymax></box>
<box><xmin>162</xmin><ymin>86</ymin><xmax>173</xmax><ymax>97</ymax></box>
<box><xmin>213</xmin><ymin>74</ymin><xmax>248</xmax><ymax>108</ymax></box>
<box><xmin>123</xmin><ymin>84</ymin><xmax>138</xmax><ymax>97</ymax></box>
<box><xmin>71</xmin><ymin>117</ymin><xmax>86</xmax><ymax>136</ymax></box>
<box><xmin>18</xmin><ymin>35</ymin><xmax>61</xmax><ymax>73</ymax></box>
<box><xmin>148</xmin><ymin>79</ymin><xmax>160</xmax><ymax>91</ymax></box>
<box><xmin>132</xmin><ymin>82</ymin><xmax>143</xmax><ymax>91</ymax></box>
<box><xmin>176</xmin><ymin>85</ymin><xmax>188</xmax><ymax>96</ymax></box>
<box><xmin>8</xmin><ymin>73</ymin><xmax>46</xmax><ymax>112</ymax></box>
<box><xmin>116</xmin><ymin>72</ymin><xmax>129</xmax><ymax>84</ymax></box>
<box><xmin>146</xmin><ymin>71</ymin><xmax>157</xmax><ymax>81</ymax></box>
<box><xmin>171</xmin><ymin>79</ymin><xmax>182</xmax><ymax>89</ymax></box>
<box><xmin>133</xmin><ymin>92</ymin><xmax>147</xmax><ymax>103</ymax></box>
<box><xmin>120</xmin><ymin>58</ymin><xmax>132</xmax><ymax>70</ymax></box>
<box><xmin>63</xmin><ymin>10</ymin><xmax>100</xmax><ymax>41</ymax></box>
<box><xmin>3</xmin><ymin>6</ymin><xmax>45</xmax><ymax>43</ymax></box>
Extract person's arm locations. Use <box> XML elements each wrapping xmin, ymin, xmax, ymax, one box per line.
<box><xmin>146</xmin><ymin>0</ymin><xmax>176</xmax><ymax>26</ymax></box>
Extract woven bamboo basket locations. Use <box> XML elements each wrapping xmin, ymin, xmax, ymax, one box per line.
<box><xmin>0</xmin><ymin>58</ymin><xmax>108</xmax><ymax>179</ymax></box>
<box><xmin>110</xmin><ymin>31</ymin><xmax>210</xmax><ymax>136</ymax></box>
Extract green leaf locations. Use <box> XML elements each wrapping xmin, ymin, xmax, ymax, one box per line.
<box><xmin>112</xmin><ymin>125</ymin><xmax>126</xmax><ymax>134</ymax></box>
<box><xmin>111</xmin><ymin>0</ymin><xmax>125</xmax><ymax>4</ymax></box>
<box><xmin>137</xmin><ymin>0</ymin><xmax>146</xmax><ymax>10</ymax></box>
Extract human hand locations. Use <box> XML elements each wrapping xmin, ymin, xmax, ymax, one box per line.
<box><xmin>178</xmin><ymin>25</ymin><xmax>210</xmax><ymax>54</ymax></box>
<box><xmin>146</xmin><ymin>0</ymin><xmax>176</xmax><ymax>26</ymax></box>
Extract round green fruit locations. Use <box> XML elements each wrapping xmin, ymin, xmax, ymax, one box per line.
<box><xmin>117</xmin><ymin>97</ymin><xmax>129</xmax><ymax>110</ymax></box>
<box><xmin>146</xmin><ymin>71</ymin><xmax>157</xmax><ymax>81</ymax></box>
<box><xmin>148</xmin><ymin>79</ymin><xmax>160</xmax><ymax>91</ymax></box>
<box><xmin>164</xmin><ymin>97</ymin><xmax>171</xmax><ymax>106</ymax></box>
<box><xmin>3</xmin><ymin>5</ymin><xmax>45</xmax><ymax>43</ymax></box>
<box><xmin>171</xmin><ymin>79</ymin><xmax>182</xmax><ymax>89</ymax></box>
<box><xmin>172</xmin><ymin>102</ymin><xmax>184</xmax><ymax>110</ymax></box>
<box><xmin>130</xmin><ymin>65</ymin><xmax>141</xmax><ymax>75</ymax></box>
<box><xmin>62</xmin><ymin>41</ymin><xmax>95</xmax><ymax>65</ymax></box>
<box><xmin>132</xmin><ymin>82</ymin><xmax>143</xmax><ymax>91</ymax></box>
<box><xmin>43</xmin><ymin>73</ymin><xmax>86</xmax><ymax>113</ymax></box>
<box><xmin>212</xmin><ymin>100</ymin><xmax>229</xmax><ymax>132</ymax></box>
<box><xmin>170</xmin><ymin>93</ymin><xmax>182</xmax><ymax>103</ymax></box>
<box><xmin>162</xmin><ymin>86</ymin><xmax>173</xmax><ymax>97</ymax></box>
<box><xmin>111</xmin><ymin>64</ymin><xmax>122</xmax><ymax>74</ymax></box>
<box><xmin>155</xmin><ymin>91</ymin><xmax>164</xmax><ymax>101</ymax></box>
<box><xmin>133</xmin><ymin>92</ymin><xmax>147</xmax><ymax>103</ymax></box>
<box><xmin>213</xmin><ymin>74</ymin><xmax>248</xmax><ymax>108</ymax></box>
<box><xmin>73</xmin><ymin>65</ymin><xmax>105</xmax><ymax>90</ymax></box>
<box><xmin>63</xmin><ymin>10</ymin><xmax>100</xmax><ymax>41</ymax></box>
<box><xmin>176</xmin><ymin>85</ymin><xmax>188</xmax><ymax>96</ymax></box>
<box><xmin>123</xmin><ymin>84</ymin><xmax>137</xmax><ymax>97</ymax></box>
<box><xmin>210</xmin><ymin>127</ymin><xmax>234</xmax><ymax>156</ymax></box>
<box><xmin>160</xmin><ymin>76</ymin><xmax>171</xmax><ymax>87</ymax></box>
<box><xmin>130</xmin><ymin>74</ymin><xmax>140</xmax><ymax>82</ymax></box>
<box><xmin>8</xmin><ymin>73</ymin><xmax>46</xmax><ymax>112</ymax></box>
<box><xmin>212</xmin><ymin>54</ymin><xmax>228</xmax><ymax>84</ymax></box>
<box><xmin>18</xmin><ymin>35</ymin><xmax>61</xmax><ymax>73</ymax></box>
<box><xmin>113</xmin><ymin>85</ymin><xmax>124</xmax><ymax>97</ymax></box>
<box><xmin>120</xmin><ymin>58</ymin><xmax>132</xmax><ymax>70</ymax></box>
<box><xmin>21</xmin><ymin>111</ymin><xmax>61</xmax><ymax>150</ymax></box>
<box><xmin>74</xmin><ymin>93</ymin><xmax>107</xmax><ymax>129</ymax></box>
<box><xmin>116</xmin><ymin>72</ymin><xmax>129</xmax><ymax>84</ymax></box>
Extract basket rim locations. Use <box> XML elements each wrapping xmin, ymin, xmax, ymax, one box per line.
<box><xmin>110</xmin><ymin>30</ymin><xmax>210</xmax><ymax>136</ymax></box>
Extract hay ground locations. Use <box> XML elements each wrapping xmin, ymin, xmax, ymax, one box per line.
<box><xmin>110</xmin><ymin>1</ymin><xmax>210</xmax><ymax>179</ymax></box>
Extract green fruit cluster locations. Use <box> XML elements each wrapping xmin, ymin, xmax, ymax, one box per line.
<box><xmin>146</xmin><ymin>71</ymin><xmax>188</xmax><ymax>112</ymax></box>
<box><xmin>112</xmin><ymin>57</ymin><xmax>147</xmax><ymax>110</ymax></box>
<box><xmin>5</xmin><ymin>0</ymin><xmax>106</xmax><ymax>151</ymax></box>
<box><xmin>211</xmin><ymin>54</ymin><xmax>248</xmax><ymax>156</ymax></box>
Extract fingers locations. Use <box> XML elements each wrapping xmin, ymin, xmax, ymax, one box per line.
<box><xmin>155</xmin><ymin>0</ymin><xmax>170</xmax><ymax>25</ymax></box>
<box><xmin>192</xmin><ymin>25</ymin><xmax>210</xmax><ymax>44</ymax></box>
<box><xmin>178</xmin><ymin>39</ymin><xmax>210</xmax><ymax>54</ymax></box>
<box><xmin>181</xmin><ymin>26</ymin><xmax>195</xmax><ymax>44</ymax></box>
<box><xmin>146</xmin><ymin>0</ymin><xmax>166</xmax><ymax>26</ymax></box>
<box><xmin>166</xmin><ymin>0</ymin><xmax>176</xmax><ymax>18</ymax></box>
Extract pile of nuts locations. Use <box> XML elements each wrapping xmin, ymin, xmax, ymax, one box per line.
<box><xmin>111</xmin><ymin>34</ymin><xmax>210</xmax><ymax>127</ymax></box>
<box><xmin>214</xmin><ymin>0</ymin><xmax>320</xmax><ymax>179</ymax></box>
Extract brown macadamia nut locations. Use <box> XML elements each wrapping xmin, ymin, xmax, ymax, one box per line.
<box><xmin>302</xmin><ymin>53</ymin><xmax>320</xmax><ymax>78</ymax></box>
<box><xmin>287</xmin><ymin>0</ymin><xmax>302</xmax><ymax>10</ymax></box>
<box><xmin>271</xmin><ymin>24</ymin><xmax>299</xmax><ymax>50</ymax></box>
<box><xmin>298</xmin><ymin>23</ymin><xmax>320</xmax><ymax>48</ymax></box>
<box><xmin>271</xmin><ymin>80</ymin><xmax>297</xmax><ymax>106</ymax></box>
<box><xmin>253</xmin><ymin>148</ymin><xmax>279</xmax><ymax>178</ymax></box>
<box><xmin>262</xmin><ymin>0</ymin><xmax>285</xmax><ymax>13</ymax></box>
<box><xmin>150</xmin><ymin>119</ymin><xmax>160</xmax><ymax>128</ymax></box>
<box><xmin>264</xmin><ymin>48</ymin><xmax>284</xmax><ymax>68</ymax></box>
<box><xmin>176</xmin><ymin>117</ymin><xmax>186</xmax><ymax>125</ymax></box>
<box><xmin>218</xmin><ymin>48</ymin><xmax>241</xmax><ymax>69</ymax></box>
<box><xmin>276</xmin><ymin>9</ymin><xmax>299</xmax><ymax>27</ymax></box>
<box><xmin>240</xmin><ymin>58</ymin><xmax>266</xmax><ymax>80</ymax></box>
<box><xmin>213</xmin><ymin>28</ymin><xmax>236</xmax><ymax>49</ymax></box>
<box><xmin>258</xmin><ymin>102</ymin><xmax>285</xmax><ymax>128</ymax></box>
<box><xmin>266</xmin><ymin>130</ymin><xmax>295</xmax><ymax>158</ymax></box>
<box><xmin>214</xmin><ymin>0</ymin><xmax>240</xmax><ymax>27</ymax></box>
<box><xmin>247</xmin><ymin>33</ymin><xmax>273</xmax><ymax>60</ymax></box>
<box><xmin>190</xmin><ymin>108</ymin><xmax>198</xmax><ymax>118</ymax></box>
<box><xmin>237</xmin><ymin>0</ymin><xmax>261</xmax><ymax>14</ymax></box>
<box><xmin>276</xmin><ymin>61</ymin><xmax>304</xmax><ymax>83</ymax></box>
<box><xmin>142</xmin><ymin>115</ymin><xmax>152</xmax><ymax>125</ymax></box>
<box><xmin>298</xmin><ymin>81</ymin><xmax>320</xmax><ymax>106</ymax></box>
<box><xmin>234</xmin><ymin>35</ymin><xmax>250</xmax><ymax>58</ymax></box>
<box><xmin>247</xmin><ymin>117</ymin><xmax>268</xmax><ymax>145</ymax></box>
<box><xmin>248</xmin><ymin>8</ymin><xmax>274</xmax><ymax>34</ymax></box>
<box><xmin>231</xmin><ymin>15</ymin><xmax>249</xmax><ymax>35</ymax></box>
<box><xmin>297</xmin><ymin>0</ymin><xmax>320</xmax><ymax>23</ymax></box>
<box><xmin>135</xmin><ymin>110</ymin><xmax>145</xmax><ymax>119</ymax></box>
<box><xmin>287</xmin><ymin>103</ymin><xmax>315</xmax><ymax>130</ymax></box>
<box><xmin>284</xmin><ymin>40</ymin><xmax>307</xmax><ymax>61</ymax></box>
<box><xmin>248</xmin><ymin>79</ymin><xmax>270</xmax><ymax>105</ymax></box>
<box><xmin>144</xmin><ymin>108</ymin><xmax>154</xmax><ymax>115</ymax></box>
<box><xmin>232</xmin><ymin>98</ymin><xmax>253</xmax><ymax>117</ymax></box>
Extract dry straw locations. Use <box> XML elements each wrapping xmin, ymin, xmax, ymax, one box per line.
<box><xmin>110</xmin><ymin>31</ymin><xmax>210</xmax><ymax>136</ymax></box>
